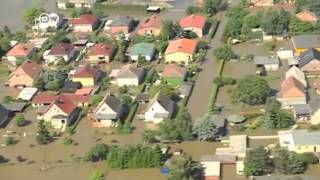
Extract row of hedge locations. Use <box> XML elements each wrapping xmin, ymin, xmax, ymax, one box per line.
<box><xmin>208</xmin><ymin>59</ymin><xmax>225</xmax><ymax>113</ymax></box>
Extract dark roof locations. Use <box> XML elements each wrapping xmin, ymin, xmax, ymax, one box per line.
<box><xmin>109</xmin><ymin>16</ymin><xmax>133</xmax><ymax>27</ymax></box>
<box><xmin>308</xmin><ymin>97</ymin><xmax>320</xmax><ymax>114</ymax></box>
<box><xmin>3</xmin><ymin>102</ymin><xmax>28</xmax><ymax>112</ymax></box>
<box><xmin>61</xmin><ymin>81</ymin><xmax>82</xmax><ymax>93</ymax></box>
<box><xmin>105</xmin><ymin>95</ymin><xmax>122</xmax><ymax>113</ymax></box>
<box><xmin>0</xmin><ymin>104</ymin><xmax>10</xmax><ymax>127</ymax></box>
<box><xmin>292</xmin><ymin>104</ymin><xmax>311</xmax><ymax>116</ymax></box>
<box><xmin>298</xmin><ymin>48</ymin><xmax>320</xmax><ymax>67</ymax></box>
<box><xmin>154</xmin><ymin>93</ymin><xmax>174</xmax><ymax>112</ymax></box>
<box><xmin>136</xmin><ymin>93</ymin><xmax>150</xmax><ymax>102</ymax></box>
<box><xmin>178</xmin><ymin>81</ymin><xmax>194</xmax><ymax>97</ymax></box>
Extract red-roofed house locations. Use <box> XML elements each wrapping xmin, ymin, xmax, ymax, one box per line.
<box><xmin>179</xmin><ymin>15</ymin><xmax>206</xmax><ymax>37</ymax></box>
<box><xmin>278</xmin><ymin>76</ymin><xmax>307</xmax><ymax>108</ymax></box>
<box><xmin>6</xmin><ymin>43</ymin><xmax>36</xmax><ymax>65</ymax></box>
<box><xmin>40</xmin><ymin>94</ymin><xmax>78</xmax><ymax>130</ymax></box>
<box><xmin>137</xmin><ymin>15</ymin><xmax>162</xmax><ymax>36</ymax></box>
<box><xmin>6</xmin><ymin>60</ymin><xmax>42</xmax><ymax>87</ymax></box>
<box><xmin>296</xmin><ymin>10</ymin><xmax>318</xmax><ymax>24</ymax></box>
<box><xmin>43</xmin><ymin>43</ymin><xmax>75</xmax><ymax>64</ymax></box>
<box><xmin>165</xmin><ymin>38</ymin><xmax>197</xmax><ymax>64</ymax></box>
<box><xmin>32</xmin><ymin>93</ymin><xmax>90</xmax><ymax>107</ymax></box>
<box><xmin>71</xmin><ymin>64</ymin><xmax>101</xmax><ymax>86</ymax></box>
<box><xmin>87</xmin><ymin>43</ymin><xmax>115</xmax><ymax>63</ymax></box>
<box><xmin>68</xmin><ymin>13</ymin><xmax>99</xmax><ymax>32</ymax></box>
<box><xmin>161</xmin><ymin>64</ymin><xmax>187</xmax><ymax>85</ymax></box>
<box><xmin>32</xmin><ymin>94</ymin><xmax>56</xmax><ymax>107</ymax></box>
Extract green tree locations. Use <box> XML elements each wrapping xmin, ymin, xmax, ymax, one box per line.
<box><xmin>22</xmin><ymin>7</ymin><xmax>44</xmax><ymax>24</ymax></box>
<box><xmin>260</xmin><ymin>8</ymin><xmax>290</xmax><ymax>35</ymax></box>
<box><xmin>89</xmin><ymin>171</ymin><xmax>104</xmax><ymax>180</ymax></box>
<box><xmin>36</xmin><ymin>120</ymin><xmax>51</xmax><ymax>145</ymax></box>
<box><xmin>159</xmin><ymin>20</ymin><xmax>181</xmax><ymax>41</ymax></box>
<box><xmin>167</xmin><ymin>153</ymin><xmax>203</xmax><ymax>180</ymax></box>
<box><xmin>46</xmin><ymin>80</ymin><xmax>61</xmax><ymax>91</ymax></box>
<box><xmin>84</xmin><ymin>144</ymin><xmax>109</xmax><ymax>162</ymax></box>
<box><xmin>203</xmin><ymin>0</ymin><xmax>227</xmax><ymax>15</ymax></box>
<box><xmin>15</xmin><ymin>115</ymin><xmax>27</xmax><ymax>127</ymax></box>
<box><xmin>62</xmin><ymin>137</ymin><xmax>73</xmax><ymax>145</ymax></box>
<box><xmin>289</xmin><ymin>18</ymin><xmax>314</xmax><ymax>33</ymax></box>
<box><xmin>242</xmin><ymin>15</ymin><xmax>260</xmax><ymax>35</ymax></box>
<box><xmin>192</xmin><ymin>115</ymin><xmax>219</xmax><ymax>141</ymax></box>
<box><xmin>142</xmin><ymin>130</ymin><xmax>158</xmax><ymax>144</ymax></box>
<box><xmin>231</xmin><ymin>75</ymin><xmax>272</xmax><ymax>105</ymax></box>
<box><xmin>33</xmin><ymin>76</ymin><xmax>45</xmax><ymax>91</ymax></box>
<box><xmin>2</xmin><ymin>96</ymin><xmax>13</xmax><ymax>104</ymax></box>
<box><xmin>244</xmin><ymin>147</ymin><xmax>273</xmax><ymax>176</ymax></box>
<box><xmin>262</xmin><ymin>98</ymin><xmax>294</xmax><ymax>129</ymax></box>
<box><xmin>213</xmin><ymin>45</ymin><xmax>237</xmax><ymax>61</ymax></box>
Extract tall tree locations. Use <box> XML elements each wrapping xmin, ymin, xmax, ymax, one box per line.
<box><xmin>244</xmin><ymin>147</ymin><xmax>274</xmax><ymax>176</ymax></box>
<box><xmin>36</xmin><ymin>120</ymin><xmax>51</xmax><ymax>145</ymax></box>
<box><xmin>231</xmin><ymin>75</ymin><xmax>272</xmax><ymax>105</ymax></box>
<box><xmin>192</xmin><ymin>115</ymin><xmax>218</xmax><ymax>141</ymax></box>
<box><xmin>203</xmin><ymin>0</ymin><xmax>227</xmax><ymax>15</ymax></box>
<box><xmin>22</xmin><ymin>7</ymin><xmax>45</xmax><ymax>24</ymax></box>
<box><xmin>167</xmin><ymin>154</ymin><xmax>203</xmax><ymax>180</ymax></box>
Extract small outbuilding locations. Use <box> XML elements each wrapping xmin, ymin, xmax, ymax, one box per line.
<box><xmin>128</xmin><ymin>42</ymin><xmax>156</xmax><ymax>61</ymax></box>
<box><xmin>227</xmin><ymin>115</ymin><xmax>246</xmax><ymax>125</ymax></box>
<box><xmin>254</xmin><ymin>56</ymin><xmax>280</xmax><ymax>71</ymax></box>
<box><xmin>17</xmin><ymin>87</ymin><xmax>38</xmax><ymax>101</ymax></box>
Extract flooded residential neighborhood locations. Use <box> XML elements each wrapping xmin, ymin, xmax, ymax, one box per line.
<box><xmin>0</xmin><ymin>0</ymin><xmax>320</xmax><ymax>180</ymax></box>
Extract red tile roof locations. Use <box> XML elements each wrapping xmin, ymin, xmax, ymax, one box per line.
<box><xmin>88</xmin><ymin>43</ymin><xmax>114</xmax><ymax>56</ymax></box>
<box><xmin>75</xmin><ymin>87</ymin><xmax>93</xmax><ymax>95</ymax></box>
<box><xmin>69</xmin><ymin>14</ymin><xmax>98</xmax><ymax>25</ymax></box>
<box><xmin>165</xmin><ymin>38</ymin><xmax>197</xmax><ymax>54</ymax></box>
<box><xmin>281</xmin><ymin>76</ymin><xmax>305</xmax><ymax>98</ymax></box>
<box><xmin>48</xmin><ymin>43</ymin><xmax>74</xmax><ymax>55</ymax></box>
<box><xmin>32</xmin><ymin>94</ymin><xmax>56</xmax><ymax>104</ymax></box>
<box><xmin>139</xmin><ymin>15</ymin><xmax>162</xmax><ymax>29</ymax></box>
<box><xmin>73</xmin><ymin>64</ymin><xmax>99</xmax><ymax>78</ymax></box>
<box><xmin>17</xmin><ymin>60</ymin><xmax>42</xmax><ymax>79</ymax></box>
<box><xmin>52</xmin><ymin>94</ymin><xmax>76</xmax><ymax>114</ymax></box>
<box><xmin>296</xmin><ymin>10</ymin><xmax>318</xmax><ymax>23</ymax></box>
<box><xmin>162</xmin><ymin>64</ymin><xmax>187</xmax><ymax>78</ymax></box>
<box><xmin>179</xmin><ymin>15</ymin><xmax>206</xmax><ymax>29</ymax></box>
<box><xmin>6</xmin><ymin>43</ymin><xmax>34</xmax><ymax>57</ymax></box>
<box><xmin>60</xmin><ymin>93</ymin><xmax>90</xmax><ymax>104</ymax></box>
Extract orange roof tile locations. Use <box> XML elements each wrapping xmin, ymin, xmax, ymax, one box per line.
<box><xmin>88</xmin><ymin>43</ymin><xmax>114</xmax><ymax>56</ymax></box>
<box><xmin>73</xmin><ymin>64</ymin><xmax>99</xmax><ymax>78</ymax></box>
<box><xmin>69</xmin><ymin>13</ymin><xmax>98</xmax><ymax>25</ymax></box>
<box><xmin>165</xmin><ymin>38</ymin><xmax>197</xmax><ymax>55</ymax></box>
<box><xmin>139</xmin><ymin>15</ymin><xmax>162</xmax><ymax>29</ymax></box>
<box><xmin>296</xmin><ymin>10</ymin><xmax>318</xmax><ymax>23</ymax></box>
<box><xmin>281</xmin><ymin>76</ymin><xmax>305</xmax><ymax>98</ymax></box>
<box><xmin>6</xmin><ymin>43</ymin><xmax>34</xmax><ymax>57</ymax></box>
<box><xmin>162</xmin><ymin>64</ymin><xmax>187</xmax><ymax>78</ymax></box>
<box><xmin>179</xmin><ymin>15</ymin><xmax>206</xmax><ymax>29</ymax></box>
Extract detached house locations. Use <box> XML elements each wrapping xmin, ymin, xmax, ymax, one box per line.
<box><xmin>145</xmin><ymin>93</ymin><xmax>175</xmax><ymax>124</ymax></box>
<box><xmin>87</xmin><ymin>43</ymin><xmax>115</xmax><ymax>63</ymax></box>
<box><xmin>161</xmin><ymin>64</ymin><xmax>187</xmax><ymax>85</ymax></box>
<box><xmin>0</xmin><ymin>104</ymin><xmax>11</xmax><ymax>127</ymax></box>
<box><xmin>179</xmin><ymin>15</ymin><xmax>206</xmax><ymax>38</ymax></box>
<box><xmin>6</xmin><ymin>43</ymin><xmax>36</xmax><ymax>65</ymax></box>
<box><xmin>165</xmin><ymin>38</ymin><xmax>197</xmax><ymax>65</ymax></box>
<box><xmin>6</xmin><ymin>60</ymin><xmax>42</xmax><ymax>88</ymax></box>
<box><xmin>105</xmin><ymin>16</ymin><xmax>134</xmax><ymax>34</ymax></box>
<box><xmin>296</xmin><ymin>10</ymin><xmax>318</xmax><ymax>24</ymax></box>
<box><xmin>298</xmin><ymin>48</ymin><xmax>320</xmax><ymax>76</ymax></box>
<box><xmin>128</xmin><ymin>42</ymin><xmax>156</xmax><ymax>61</ymax></box>
<box><xmin>92</xmin><ymin>95</ymin><xmax>125</xmax><ymax>127</ymax></box>
<box><xmin>278</xmin><ymin>130</ymin><xmax>320</xmax><ymax>153</ymax></box>
<box><xmin>278</xmin><ymin>77</ymin><xmax>306</xmax><ymax>108</ymax></box>
<box><xmin>71</xmin><ymin>64</ymin><xmax>101</xmax><ymax>87</ymax></box>
<box><xmin>292</xmin><ymin>35</ymin><xmax>320</xmax><ymax>54</ymax></box>
<box><xmin>68</xmin><ymin>13</ymin><xmax>99</xmax><ymax>32</ymax></box>
<box><xmin>43</xmin><ymin>43</ymin><xmax>75</xmax><ymax>64</ymax></box>
<box><xmin>137</xmin><ymin>15</ymin><xmax>162</xmax><ymax>36</ymax></box>
<box><xmin>38</xmin><ymin>94</ymin><xmax>78</xmax><ymax>130</ymax></box>
<box><xmin>285</xmin><ymin>66</ymin><xmax>307</xmax><ymax>87</ymax></box>
<box><xmin>110</xmin><ymin>64</ymin><xmax>145</xmax><ymax>86</ymax></box>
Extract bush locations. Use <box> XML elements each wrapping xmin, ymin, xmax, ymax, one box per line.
<box><xmin>15</xmin><ymin>115</ymin><xmax>27</xmax><ymax>127</ymax></box>
<box><xmin>213</xmin><ymin>45</ymin><xmax>237</xmax><ymax>61</ymax></box>
<box><xmin>84</xmin><ymin>144</ymin><xmax>109</xmax><ymax>162</ymax></box>
<box><xmin>264</xmin><ymin>41</ymin><xmax>277</xmax><ymax>51</ymax></box>
<box><xmin>2</xmin><ymin>96</ymin><xmax>13</xmax><ymax>104</ymax></box>
<box><xmin>298</xmin><ymin>153</ymin><xmax>319</xmax><ymax>164</ymax></box>
<box><xmin>213</xmin><ymin>76</ymin><xmax>236</xmax><ymax>87</ymax></box>
<box><xmin>89</xmin><ymin>171</ymin><xmax>104</xmax><ymax>180</ymax></box>
<box><xmin>5</xmin><ymin>137</ymin><xmax>16</xmax><ymax>146</ymax></box>
<box><xmin>62</xmin><ymin>137</ymin><xmax>73</xmax><ymax>145</ymax></box>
